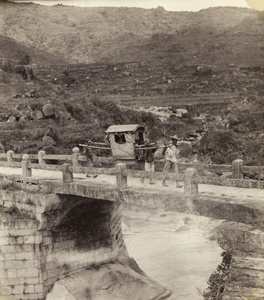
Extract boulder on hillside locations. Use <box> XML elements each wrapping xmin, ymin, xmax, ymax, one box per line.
<box><xmin>19</xmin><ymin>115</ymin><xmax>27</xmax><ymax>122</ymax></box>
<box><xmin>6</xmin><ymin>116</ymin><xmax>16</xmax><ymax>122</ymax></box>
<box><xmin>25</xmin><ymin>92</ymin><xmax>31</xmax><ymax>98</ymax></box>
<box><xmin>43</xmin><ymin>102</ymin><xmax>55</xmax><ymax>117</ymax></box>
<box><xmin>174</xmin><ymin>108</ymin><xmax>188</xmax><ymax>118</ymax></box>
<box><xmin>35</xmin><ymin>110</ymin><xmax>44</xmax><ymax>120</ymax></box>
<box><xmin>42</xmin><ymin>136</ymin><xmax>56</xmax><ymax>147</ymax></box>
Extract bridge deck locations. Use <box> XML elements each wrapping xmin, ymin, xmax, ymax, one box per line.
<box><xmin>1</xmin><ymin>166</ymin><xmax>264</xmax><ymax>224</ymax></box>
<box><xmin>0</xmin><ymin>166</ymin><xmax>263</xmax><ymax>199</ymax></box>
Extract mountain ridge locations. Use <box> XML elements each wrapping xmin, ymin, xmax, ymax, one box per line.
<box><xmin>0</xmin><ymin>3</ymin><xmax>264</xmax><ymax>66</ymax></box>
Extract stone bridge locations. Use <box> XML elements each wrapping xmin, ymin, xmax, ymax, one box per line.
<box><xmin>0</xmin><ymin>161</ymin><xmax>191</xmax><ymax>300</ymax></box>
<box><xmin>0</xmin><ymin>150</ymin><xmax>264</xmax><ymax>299</ymax></box>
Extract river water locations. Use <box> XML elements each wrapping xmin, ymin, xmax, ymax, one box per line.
<box><xmin>122</xmin><ymin>205</ymin><xmax>223</xmax><ymax>300</ymax></box>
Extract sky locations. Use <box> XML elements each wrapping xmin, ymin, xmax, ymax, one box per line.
<box><xmin>13</xmin><ymin>0</ymin><xmax>263</xmax><ymax>12</ymax></box>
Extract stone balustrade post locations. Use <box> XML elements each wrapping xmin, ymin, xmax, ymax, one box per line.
<box><xmin>7</xmin><ymin>150</ymin><xmax>14</xmax><ymax>166</ymax></box>
<box><xmin>184</xmin><ymin>168</ymin><xmax>198</xmax><ymax>211</ymax></box>
<box><xmin>62</xmin><ymin>163</ymin><xmax>73</xmax><ymax>183</ymax></box>
<box><xmin>232</xmin><ymin>159</ymin><xmax>244</xmax><ymax>179</ymax></box>
<box><xmin>72</xmin><ymin>147</ymin><xmax>80</xmax><ymax>169</ymax></box>
<box><xmin>116</xmin><ymin>163</ymin><xmax>127</xmax><ymax>189</ymax></box>
<box><xmin>38</xmin><ymin>150</ymin><xmax>46</xmax><ymax>167</ymax></box>
<box><xmin>193</xmin><ymin>163</ymin><xmax>199</xmax><ymax>175</ymax></box>
<box><xmin>22</xmin><ymin>154</ymin><xmax>32</xmax><ymax>178</ymax></box>
<box><xmin>193</xmin><ymin>156</ymin><xmax>199</xmax><ymax>171</ymax></box>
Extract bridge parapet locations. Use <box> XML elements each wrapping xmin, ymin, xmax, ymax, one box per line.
<box><xmin>1</xmin><ymin>148</ymin><xmax>264</xmax><ymax>189</ymax></box>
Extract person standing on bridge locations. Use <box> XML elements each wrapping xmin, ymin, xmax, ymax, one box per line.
<box><xmin>162</xmin><ymin>135</ymin><xmax>182</xmax><ymax>188</ymax></box>
<box><xmin>141</xmin><ymin>138</ymin><xmax>156</xmax><ymax>185</ymax></box>
<box><xmin>82</xmin><ymin>143</ymin><xmax>98</xmax><ymax>178</ymax></box>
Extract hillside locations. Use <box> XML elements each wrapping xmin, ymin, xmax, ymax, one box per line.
<box><xmin>1</xmin><ymin>3</ymin><xmax>264</xmax><ymax>66</ymax></box>
<box><xmin>0</xmin><ymin>2</ymin><xmax>264</xmax><ymax>166</ymax></box>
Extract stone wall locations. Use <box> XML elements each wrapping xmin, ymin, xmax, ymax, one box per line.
<box><xmin>0</xmin><ymin>185</ymin><xmax>126</xmax><ymax>300</ymax></box>
<box><xmin>0</xmin><ymin>216</ymin><xmax>43</xmax><ymax>299</ymax></box>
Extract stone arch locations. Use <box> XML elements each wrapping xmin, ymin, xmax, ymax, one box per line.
<box><xmin>41</xmin><ymin>194</ymin><xmax>125</xmax><ymax>296</ymax></box>
<box><xmin>49</xmin><ymin>195</ymin><xmax>116</xmax><ymax>250</ymax></box>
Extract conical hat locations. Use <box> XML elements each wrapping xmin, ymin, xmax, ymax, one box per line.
<box><xmin>170</xmin><ymin>135</ymin><xmax>179</xmax><ymax>140</ymax></box>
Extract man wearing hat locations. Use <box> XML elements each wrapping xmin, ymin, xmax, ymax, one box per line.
<box><xmin>162</xmin><ymin>135</ymin><xmax>182</xmax><ymax>188</ymax></box>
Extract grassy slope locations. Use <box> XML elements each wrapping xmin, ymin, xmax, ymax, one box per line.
<box><xmin>0</xmin><ymin>4</ymin><xmax>264</xmax><ymax>66</ymax></box>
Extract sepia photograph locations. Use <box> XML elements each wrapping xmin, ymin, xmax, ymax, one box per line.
<box><xmin>0</xmin><ymin>0</ymin><xmax>264</xmax><ymax>299</ymax></box>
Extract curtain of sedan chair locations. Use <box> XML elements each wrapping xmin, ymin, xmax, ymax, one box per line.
<box><xmin>109</xmin><ymin>133</ymin><xmax>135</xmax><ymax>160</ymax></box>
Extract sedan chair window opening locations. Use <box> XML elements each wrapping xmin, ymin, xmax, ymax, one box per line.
<box><xmin>135</xmin><ymin>130</ymin><xmax>144</xmax><ymax>145</ymax></box>
<box><xmin>114</xmin><ymin>132</ymin><xmax>126</xmax><ymax>144</ymax></box>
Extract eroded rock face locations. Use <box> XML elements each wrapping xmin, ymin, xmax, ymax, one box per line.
<box><xmin>46</xmin><ymin>258</ymin><xmax>171</xmax><ymax>300</ymax></box>
<box><xmin>46</xmin><ymin>282</ymin><xmax>75</xmax><ymax>300</ymax></box>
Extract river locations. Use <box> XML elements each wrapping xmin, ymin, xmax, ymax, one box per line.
<box><xmin>122</xmin><ymin>205</ymin><xmax>223</xmax><ymax>300</ymax></box>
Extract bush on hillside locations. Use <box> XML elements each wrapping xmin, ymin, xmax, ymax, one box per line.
<box><xmin>90</xmin><ymin>97</ymin><xmax>125</xmax><ymax>124</ymax></box>
<box><xmin>1</xmin><ymin>59</ymin><xmax>16</xmax><ymax>73</ymax></box>
<box><xmin>18</xmin><ymin>54</ymin><xmax>31</xmax><ymax>65</ymax></box>
<box><xmin>63</xmin><ymin>97</ymin><xmax>160</xmax><ymax>129</ymax></box>
<box><xmin>1</xmin><ymin>53</ymin><xmax>31</xmax><ymax>73</ymax></box>
<box><xmin>198</xmin><ymin>130</ymin><xmax>244</xmax><ymax>164</ymax></box>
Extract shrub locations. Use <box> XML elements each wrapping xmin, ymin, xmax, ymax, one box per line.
<box><xmin>2</xmin><ymin>59</ymin><xmax>16</xmax><ymax>73</ymax></box>
<box><xmin>17</xmin><ymin>54</ymin><xmax>30</xmax><ymax>65</ymax></box>
<box><xmin>203</xmin><ymin>251</ymin><xmax>232</xmax><ymax>300</ymax></box>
